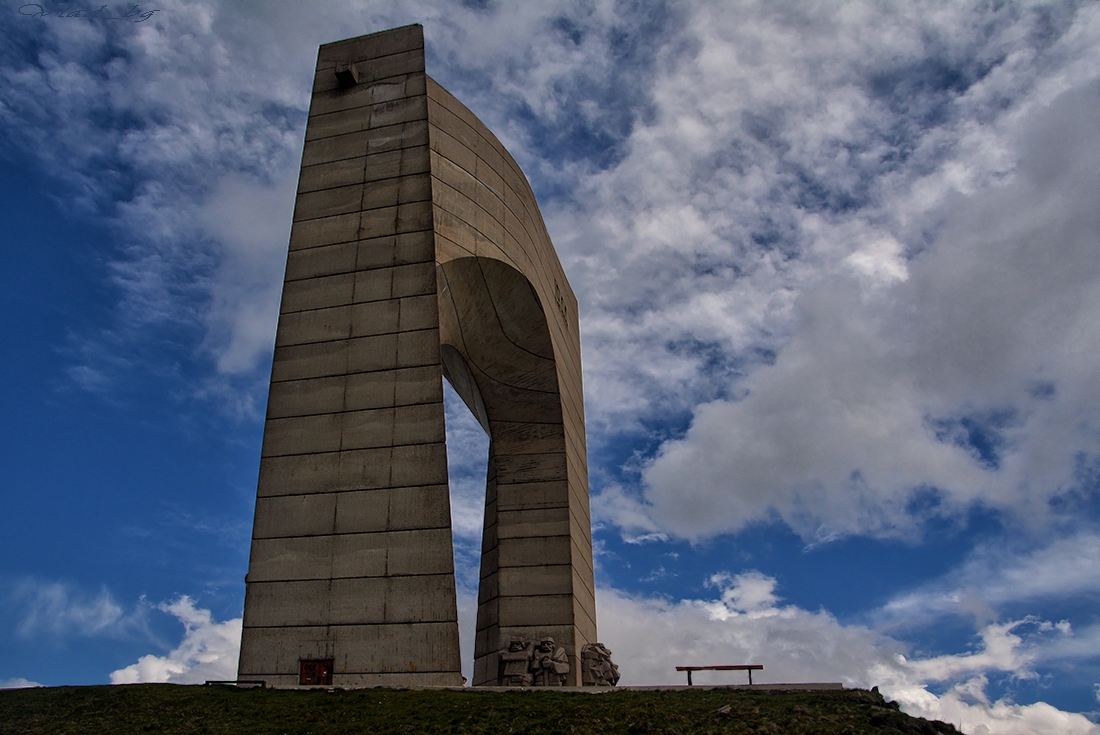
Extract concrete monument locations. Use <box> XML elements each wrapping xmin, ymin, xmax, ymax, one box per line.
<box><xmin>238</xmin><ymin>25</ymin><xmax>600</xmax><ymax>688</ymax></box>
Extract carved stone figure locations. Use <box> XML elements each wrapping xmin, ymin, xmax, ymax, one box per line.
<box><xmin>580</xmin><ymin>643</ymin><xmax>621</xmax><ymax>686</ymax></box>
<box><xmin>531</xmin><ymin>637</ymin><xmax>570</xmax><ymax>686</ymax></box>
<box><xmin>498</xmin><ymin>638</ymin><xmax>534</xmax><ymax>687</ymax></box>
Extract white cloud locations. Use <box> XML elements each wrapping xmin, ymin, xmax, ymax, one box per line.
<box><xmin>443</xmin><ymin>379</ymin><xmax>491</xmax><ymax>601</ymax></box>
<box><xmin>4</xmin><ymin>3</ymin><xmax>1099</xmax><ymax>538</ymax></box>
<box><xmin>12</xmin><ymin>580</ymin><xmax>148</xmax><ymax>640</ymax></box>
<box><xmin>598</xmin><ymin>572</ymin><xmax>1100</xmax><ymax>735</ymax></box>
<box><xmin>109</xmin><ymin>597</ymin><xmax>241</xmax><ymax>684</ymax></box>
<box><xmin>881</xmin><ymin>531</ymin><xmax>1100</xmax><ymax>628</ymax></box>
<box><xmin>196</xmin><ymin>171</ymin><xmax>296</xmax><ymax>377</ymax></box>
<box><xmin>0</xmin><ymin>0</ymin><xmax>659</xmax><ymax>404</ymax></box>
<box><xmin>456</xmin><ymin>588</ymin><xmax>477</xmax><ymax>685</ymax></box>
<box><xmin>0</xmin><ymin>678</ymin><xmax>43</xmax><ymax>689</ymax></box>
<box><xmin>443</xmin><ymin>381</ymin><xmax>491</xmax><ymax>547</ymax></box>
<box><xmin>635</xmin><ymin>76</ymin><xmax>1100</xmax><ymax>541</ymax></box>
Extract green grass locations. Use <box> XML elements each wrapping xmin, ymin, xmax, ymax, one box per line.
<box><xmin>0</xmin><ymin>684</ymin><xmax>963</xmax><ymax>734</ymax></box>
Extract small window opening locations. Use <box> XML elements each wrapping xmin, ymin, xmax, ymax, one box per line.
<box><xmin>300</xmin><ymin>659</ymin><xmax>334</xmax><ymax>686</ymax></box>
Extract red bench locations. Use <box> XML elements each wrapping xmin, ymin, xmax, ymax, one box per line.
<box><xmin>675</xmin><ymin>665</ymin><xmax>763</xmax><ymax>686</ymax></box>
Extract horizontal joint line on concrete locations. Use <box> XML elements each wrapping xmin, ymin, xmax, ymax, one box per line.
<box><xmin>472</xmin><ymin>623</ymin><xmax>579</xmax><ymax>634</ymax></box>
<box><xmin>492</xmin><ymin>533</ymin><xmax>574</xmax><ymax>544</ymax></box>
<box><xmin>297</xmin><ymin>167</ymin><xmax>431</xmax><ymax>196</ymax></box>
<box><xmin>489</xmin><ymin>563</ymin><xmax>576</xmax><ymax>573</ymax></box>
<box><xmin>484</xmin><ymin>448</ymin><xmax>571</xmax><ymax>458</ymax></box>
<box><xmin>316</xmin><ymin>39</ymin><xmax>423</xmax><ymax>57</ymax></box>
<box><xmin>273</xmin><ymin>325</ymin><xmax>437</xmax><ymax>350</ymax></box>
<box><xmin>431</xmin><ymin>169</ymin><xmax>544</xmax><ymax>250</ymax></box>
<box><xmin>257</xmin><ymin>480</ymin><xmax>457</xmax><ymax>498</ymax></box>
<box><xmin>296</xmin><ymin>166</ymin><xmax>432</xmax><ymax>196</ymax></box>
<box><xmin>293</xmin><ymin>195</ymin><xmax>433</xmax><ymax>225</ymax></box>
<box><xmin>244</xmin><ymin>573</ymin><xmax>456</xmax><ymax>585</ymax></box>
<box><xmin>261</xmin><ymin>439</ymin><xmax>449</xmax><ymax>459</ymax></box>
<box><xmin>250</xmin><ymin>527</ymin><xmax>453</xmax><ymax>541</ymax></box>
<box><xmin>307</xmin><ymin>92</ymin><xmax>427</xmax><ymax>126</ymax></box>
<box><xmin>482</xmin><ymin>506</ymin><xmax>570</xmax><ymax>517</ymax></box>
<box><xmin>432</xmin><ymin>202</ymin><xmax>510</xmax><ymax>256</ymax></box>
<box><xmin>428</xmin><ymin>159</ymin><xmax>505</xmax><ymax>210</ymax></box>
<box><xmin>279</xmin><ymin>291</ymin><xmax>435</xmax><ymax>317</ymax></box>
<box><xmin>301</xmin><ymin>142</ymin><xmax>428</xmax><ymax>169</ymax></box>
<box><xmin>429</xmin><ymin>173</ymin><xmax>507</xmax><ymax>232</ymax></box>
<box><xmin>301</xmin><ymin>136</ymin><xmax>427</xmax><ymax>169</ymax></box>
<box><xmin>476</xmin><ymin>592</ymin><xmax>578</xmax><ymax>603</ymax></box>
<box><xmin>287</xmin><ymin>226</ymin><xmax>434</xmax><ymax>254</ymax></box>
<box><xmin>309</xmin><ymin>87</ymin><xmax>423</xmax><ymax>113</ymax></box>
<box><xmin>309</xmin><ymin>68</ymin><xmax>424</xmax><ymax>98</ymax></box>
<box><xmin>492</xmin><ymin>505</ymin><xmax>574</xmax><ymax>514</ymax></box>
<box><xmin>284</xmin><ymin>258</ymin><xmax>436</xmax><ymax>284</ymax></box>
<box><xmin>294</xmin><ymin>201</ymin><xmax>431</xmax><ymax>226</ymax></box>
<box><xmin>269</xmin><ymin>367</ymin><xmax>435</xmax><ymax>386</ymax></box>
<box><xmin>270</xmin><ymin>363</ymin><xmax>441</xmax><ymax>383</ymax></box>
<box><xmin>266</xmin><ymin>400</ymin><xmax>443</xmax><ymax>421</ymax></box>
<box><xmin>426</xmin><ymin>103</ymin><xmax>525</xmax><ymax>186</ymax></box>
<box><xmin>247</xmin><ymin>672</ymin><xmax>463</xmax><ymax>681</ymax></box>
<box><xmin>247</xmin><ymin>672</ymin><xmax>462</xmax><ymax>679</ymax></box>
<box><xmin>242</xmin><ymin>620</ymin><xmax>456</xmax><ymax>630</ymax></box>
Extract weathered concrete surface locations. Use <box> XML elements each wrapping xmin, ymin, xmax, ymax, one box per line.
<box><xmin>239</xmin><ymin>24</ymin><xmax>594</xmax><ymax>688</ymax></box>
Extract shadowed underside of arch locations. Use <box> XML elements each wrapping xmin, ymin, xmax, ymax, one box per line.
<box><xmin>239</xmin><ymin>24</ymin><xmax>595</xmax><ymax>688</ymax></box>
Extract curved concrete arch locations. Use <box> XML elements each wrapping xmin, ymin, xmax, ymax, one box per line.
<box><xmin>239</xmin><ymin>24</ymin><xmax>594</xmax><ymax>688</ymax></box>
<box><xmin>436</xmin><ymin>256</ymin><xmax>591</xmax><ymax>685</ymax></box>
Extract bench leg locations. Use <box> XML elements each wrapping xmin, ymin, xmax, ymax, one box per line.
<box><xmin>748</xmin><ymin>670</ymin><xmax>753</xmax><ymax>686</ymax></box>
<box><xmin>687</xmin><ymin>670</ymin><xmax>693</xmax><ymax>686</ymax></box>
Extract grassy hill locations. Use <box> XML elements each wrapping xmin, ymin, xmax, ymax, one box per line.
<box><xmin>0</xmin><ymin>683</ymin><xmax>963</xmax><ymax>734</ymax></box>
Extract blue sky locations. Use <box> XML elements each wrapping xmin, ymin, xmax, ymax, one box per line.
<box><xmin>2</xmin><ymin>2</ymin><xmax>1099</xmax><ymax>732</ymax></box>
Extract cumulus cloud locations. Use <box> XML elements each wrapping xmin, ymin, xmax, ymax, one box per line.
<box><xmin>598</xmin><ymin>572</ymin><xmax>1099</xmax><ymax>735</ymax></box>
<box><xmin>632</xmin><ymin>68</ymin><xmax>1100</xmax><ymax>541</ymax></box>
<box><xmin>414</xmin><ymin>2</ymin><xmax>1098</xmax><ymax>543</ymax></box>
<box><xmin>0</xmin><ymin>678</ymin><xmax>43</xmax><ymax>689</ymax></box>
<box><xmin>109</xmin><ymin>597</ymin><xmax>241</xmax><ymax>684</ymax></box>
<box><xmin>555</xmin><ymin>2</ymin><xmax>1071</xmax><ymax>433</ymax></box>
<box><xmin>4</xmin><ymin>2</ymin><xmax>1099</xmax><ymax>538</ymax></box>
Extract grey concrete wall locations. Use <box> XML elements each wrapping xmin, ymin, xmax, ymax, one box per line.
<box><xmin>239</xmin><ymin>24</ymin><xmax>595</xmax><ymax>688</ymax></box>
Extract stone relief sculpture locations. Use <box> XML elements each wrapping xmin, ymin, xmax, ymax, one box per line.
<box><xmin>499</xmin><ymin>637</ymin><xmax>583</xmax><ymax>687</ymax></box>
<box><xmin>499</xmin><ymin>638</ymin><xmax>535</xmax><ymax>686</ymax></box>
<box><xmin>581</xmin><ymin>643</ymin><xmax>621</xmax><ymax>687</ymax></box>
<box><xmin>532</xmin><ymin>638</ymin><xmax>571</xmax><ymax>687</ymax></box>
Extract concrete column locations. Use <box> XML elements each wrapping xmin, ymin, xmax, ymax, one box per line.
<box><xmin>239</xmin><ymin>24</ymin><xmax>462</xmax><ymax>689</ymax></box>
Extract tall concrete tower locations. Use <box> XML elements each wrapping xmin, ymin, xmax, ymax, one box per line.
<box><xmin>238</xmin><ymin>24</ymin><xmax>596</xmax><ymax>688</ymax></box>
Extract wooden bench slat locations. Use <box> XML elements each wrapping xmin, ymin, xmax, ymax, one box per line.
<box><xmin>676</xmin><ymin>665</ymin><xmax>762</xmax><ymax>671</ymax></box>
<box><xmin>675</xmin><ymin>665</ymin><xmax>763</xmax><ymax>686</ymax></box>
